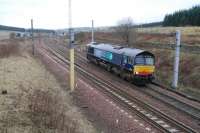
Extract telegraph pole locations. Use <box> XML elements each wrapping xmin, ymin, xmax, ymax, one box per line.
<box><xmin>31</xmin><ymin>19</ymin><xmax>35</xmax><ymax>55</ymax></box>
<box><xmin>172</xmin><ymin>30</ymin><xmax>181</xmax><ymax>89</ymax></box>
<box><xmin>91</xmin><ymin>20</ymin><xmax>94</xmax><ymax>43</ymax></box>
<box><xmin>68</xmin><ymin>0</ymin><xmax>75</xmax><ymax>91</ymax></box>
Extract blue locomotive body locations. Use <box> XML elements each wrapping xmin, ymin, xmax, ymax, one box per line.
<box><xmin>86</xmin><ymin>43</ymin><xmax>155</xmax><ymax>84</ymax></box>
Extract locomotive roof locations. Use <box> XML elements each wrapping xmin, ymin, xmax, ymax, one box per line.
<box><xmin>87</xmin><ymin>43</ymin><xmax>153</xmax><ymax>57</ymax></box>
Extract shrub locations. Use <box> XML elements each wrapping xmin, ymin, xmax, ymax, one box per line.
<box><xmin>28</xmin><ymin>90</ymin><xmax>78</xmax><ymax>133</ymax></box>
<box><xmin>0</xmin><ymin>43</ymin><xmax>20</xmax><ymax>58</ymax></box>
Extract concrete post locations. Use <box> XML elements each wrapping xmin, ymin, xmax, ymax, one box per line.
<box><xmin>172</xmin><ymin>30</ymin><xmax>181</xmax><ymax>89</ymax></box>
<box><xmin>92</xmin><ymin>20</ymin><xmax>94</xmax><ymax>43</ymax></box>
<box><xmin>68</xmin><ymin>0</ymin><xmax>75</xmax><ymax>91</ymax></box>
<box><xmin>31</xmin><ymin>19</ymin><xmax>34</xmax><ymax>55</ymax></box>
<box><xmin>69</xmin><ymin>48</ymin><xmax>75</xmax><ymax>91</ymax></box>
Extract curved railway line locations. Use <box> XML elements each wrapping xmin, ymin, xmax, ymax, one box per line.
<box><xmin>145</xmin><ymin>84</ymin><xmax>200</xmax><ymax>120</ymax></box>
<box><xmin>75</xmin><ymin>45</ymin><xmax>200</xmax><ymax>101</ymax></box>
<box><xmin>42</xmin><ymin>43</ymin><xmax>199</xmax><ymax>133</ymax></box>
<box><xmin>79</xmin><ymin>49</ymin><xmax>200</xmax><ymax>121</ymax></box>
<box><xmin>52</xmin><ymin>43</ymin><xmax>200</xmax><ymax>121</ymax></box>
<box><xmin>76</xmin><ymin>46</ymin><xmax>200</xmax><ymax>118</ymax></box>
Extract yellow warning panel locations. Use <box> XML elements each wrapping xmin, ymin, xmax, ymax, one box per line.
<box><xmin>134</xmin><ymin>65</ymin><xmax>155</xmax><ymax>74</ymax></box>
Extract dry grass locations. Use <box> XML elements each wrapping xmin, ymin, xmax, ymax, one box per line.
<box><xmin>137</xmin><ymin>27</ymin><xmax>200</xmax><ymax>45</ymax></box>
<box><xmin>28</xmin><ymin>90</ymin><xmax>78</xmax><ymax>133</ymax></box>
<box><xmin>0</xmin><ymin>41</ymin><xmax>20</xmax><ymax>58</ymax></box>
<box><xmin>76</xmin><ymin>30</ymin><xmax>200</xmax><ymax>47</ymax></box>
<box><xmin>75</xmin><ymin>32</ymin><xmax>200</xmax><ymax>97</ymax></box>
<box><xmin>0</xmin><ymin>40</ymin><xmax>97</xmax><ymax>133</ymax></box>
<box><xmin>137</xmin><ymin>27</ymin><xmax>200</xmax><ymax>35</ymax></box>
<box><xmin>150</xmin><ymin>48</ymin><xmax>200</xmax><ymax>96</ymax></box>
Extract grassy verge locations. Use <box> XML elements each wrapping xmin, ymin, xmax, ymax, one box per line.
<box><xmin>149</xmin><ymin>48</ymin><xmax>200</xmax><ymax>98</ymax></box>
<box><xmin>137</xmin><ymin>27</ymin><xmax>200</xmax><ymax>35</ymax></box>
<box><xmin>0</xmin><ymin>39</ymin><xmax>98</xmax><ymax>133</ymax></box>
<box><xmin>75</xmin><ymin>31</ymin><xmax>200</xmax><ymax>99</ymax></box>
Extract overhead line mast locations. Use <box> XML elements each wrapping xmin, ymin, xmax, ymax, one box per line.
<box><xmin>172</xmin><ymin>30</ymin><xmax>181</xmax><ymax>89</ymax></box>
<box><xmin>92</xmin><ymin>20</ymin><xmax>94</xmax><ymax>43</ymax></box>
<box><xmin>31</xmin><ymin>19</ymin><xmax>35</xmax><ymax>55</ymax></box>
<box><xmin>68</xmin><ymin>0</ymin><xmax>75</xmax><ymax>91</ymax></box>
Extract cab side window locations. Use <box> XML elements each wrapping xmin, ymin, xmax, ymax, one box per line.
<box><xmin>128</xmin><ymin>56</ymin><xmax>133</xmax><ymax>64</ymax></box>
<box><xmin>88</xmin><ymin>47</ymin><xmax>94</xmax><ymax>54</ymax></box>
<box><xmin>123</xmin><ymin>55</ymin><xmax>127</xmax><ymax>64</ymax></box>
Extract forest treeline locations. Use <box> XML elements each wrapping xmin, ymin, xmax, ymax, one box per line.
<box><xmin>163</xmin><ymin>5</ymin><xmax>200</xmax><ymax>26</ymax></box>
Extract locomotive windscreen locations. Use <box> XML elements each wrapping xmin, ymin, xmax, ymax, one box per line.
<box><xmin>135</xmin><ymin>55</ymin><xmax>154</xmax><ymax>65</ymax></box>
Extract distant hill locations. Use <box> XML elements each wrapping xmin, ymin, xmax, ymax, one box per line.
<box><xmin>0</xmin><ymin>24</ymin><xmax>55</xmax><ymax>33</ymax></box>
<box><xmin>136</xmin><ymin>22</ymin><xmax>163</xmax><ymax>28</ymax></box>
<box><xmin>26</xmin><ymin>29</ymin><xmax>55</xmax><ymax>33</ymax></box>
<box><xmin>0</xmin><ymin>25</ymin><xmax>25</xmax><ymax>32</ymax></box>
<box><xmin>58</xmin><ymin>22</ymin><xmax>163</xmax><ymax>34</ymax></box>
<box><xmin>57</xmin><ymin>26</ymin><xmax>114</xmax><ymax>33</ymax></box>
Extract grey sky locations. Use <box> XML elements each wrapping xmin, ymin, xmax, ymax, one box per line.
<box><xmin>0</xmin><ymin>0</ymin><xmax>199</xmax><ymax>29</ymax></box>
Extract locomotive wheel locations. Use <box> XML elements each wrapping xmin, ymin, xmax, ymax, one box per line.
<box><xmin>95</xmin><ymin>59</ymin><xmax>99</xmax><ymax>65</ymax></box>
<box><xmin>126</xmin><ymin>73</ymin><xmax>132</xmax><ymax>81</ymax></box>
<box><xmin>106</xmin><ymin>65</ymin><xmax>112</xmax><ymax>72</ymax></box>
<box><xmin>120</xmin><ymin>72</ymin><xmax>126</xmax><ymax>80</ymax></box>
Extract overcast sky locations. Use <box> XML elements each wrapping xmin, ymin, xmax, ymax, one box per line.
<box><xmin>0</xmin><ymin>0</ymin><xmax>199</xmax><ymax>29</ymax></box>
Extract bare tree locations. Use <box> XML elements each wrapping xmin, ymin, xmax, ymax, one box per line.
<box><xmin>115</xmin><ymin>17</ymin><xmax>137</xmax><ymax>47</ymax></box>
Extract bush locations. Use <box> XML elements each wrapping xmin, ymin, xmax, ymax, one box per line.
<box><xmin>0</xmin><ymin>43</ymin><xmax>20</xmax><ymax>58</ymax></box>
<box><xmin>28</xmin><ymin>90</ymin><xmax>78</xmax><ymax>133</ymax></box>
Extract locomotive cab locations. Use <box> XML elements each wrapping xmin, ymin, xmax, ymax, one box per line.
<box><xmin>133</xmin><ymin>52</ymin><xmax>155</xmax><ymax>82</ymax></box>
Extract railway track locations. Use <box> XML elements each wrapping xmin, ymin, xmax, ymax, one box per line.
<box><xmin>74</xmin><ymin>45</ymin><xmax>200</xmax><ymax>120</ymax></box>
<box><xmin>152</xmin><ymin>82</ymin><xmax>200</xmax><ymax>103</ymax></box>
<box><xmin>44</xmin><ymin>44</ymin><xmax>198</xmax><ymax>133</ymax></box>
<box><xmin>73</xmin><ymin>44</ymin><xmax>200</xmax><ymax>102</ymax></box>
<box><xmin>51</xmin><ymin>43</ymin><xmax>200</xmax><ymax>122</ymax></box>
<box><xmin>146</xmin><ymin>84</ymin><xmax>200</xmax><ymax>120</ymax></box>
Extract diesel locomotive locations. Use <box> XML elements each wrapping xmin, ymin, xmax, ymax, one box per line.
<box><xmin>86</xmin><ymin>43</ymin><xmax>155</xmax><ymax>84</ymax></box>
